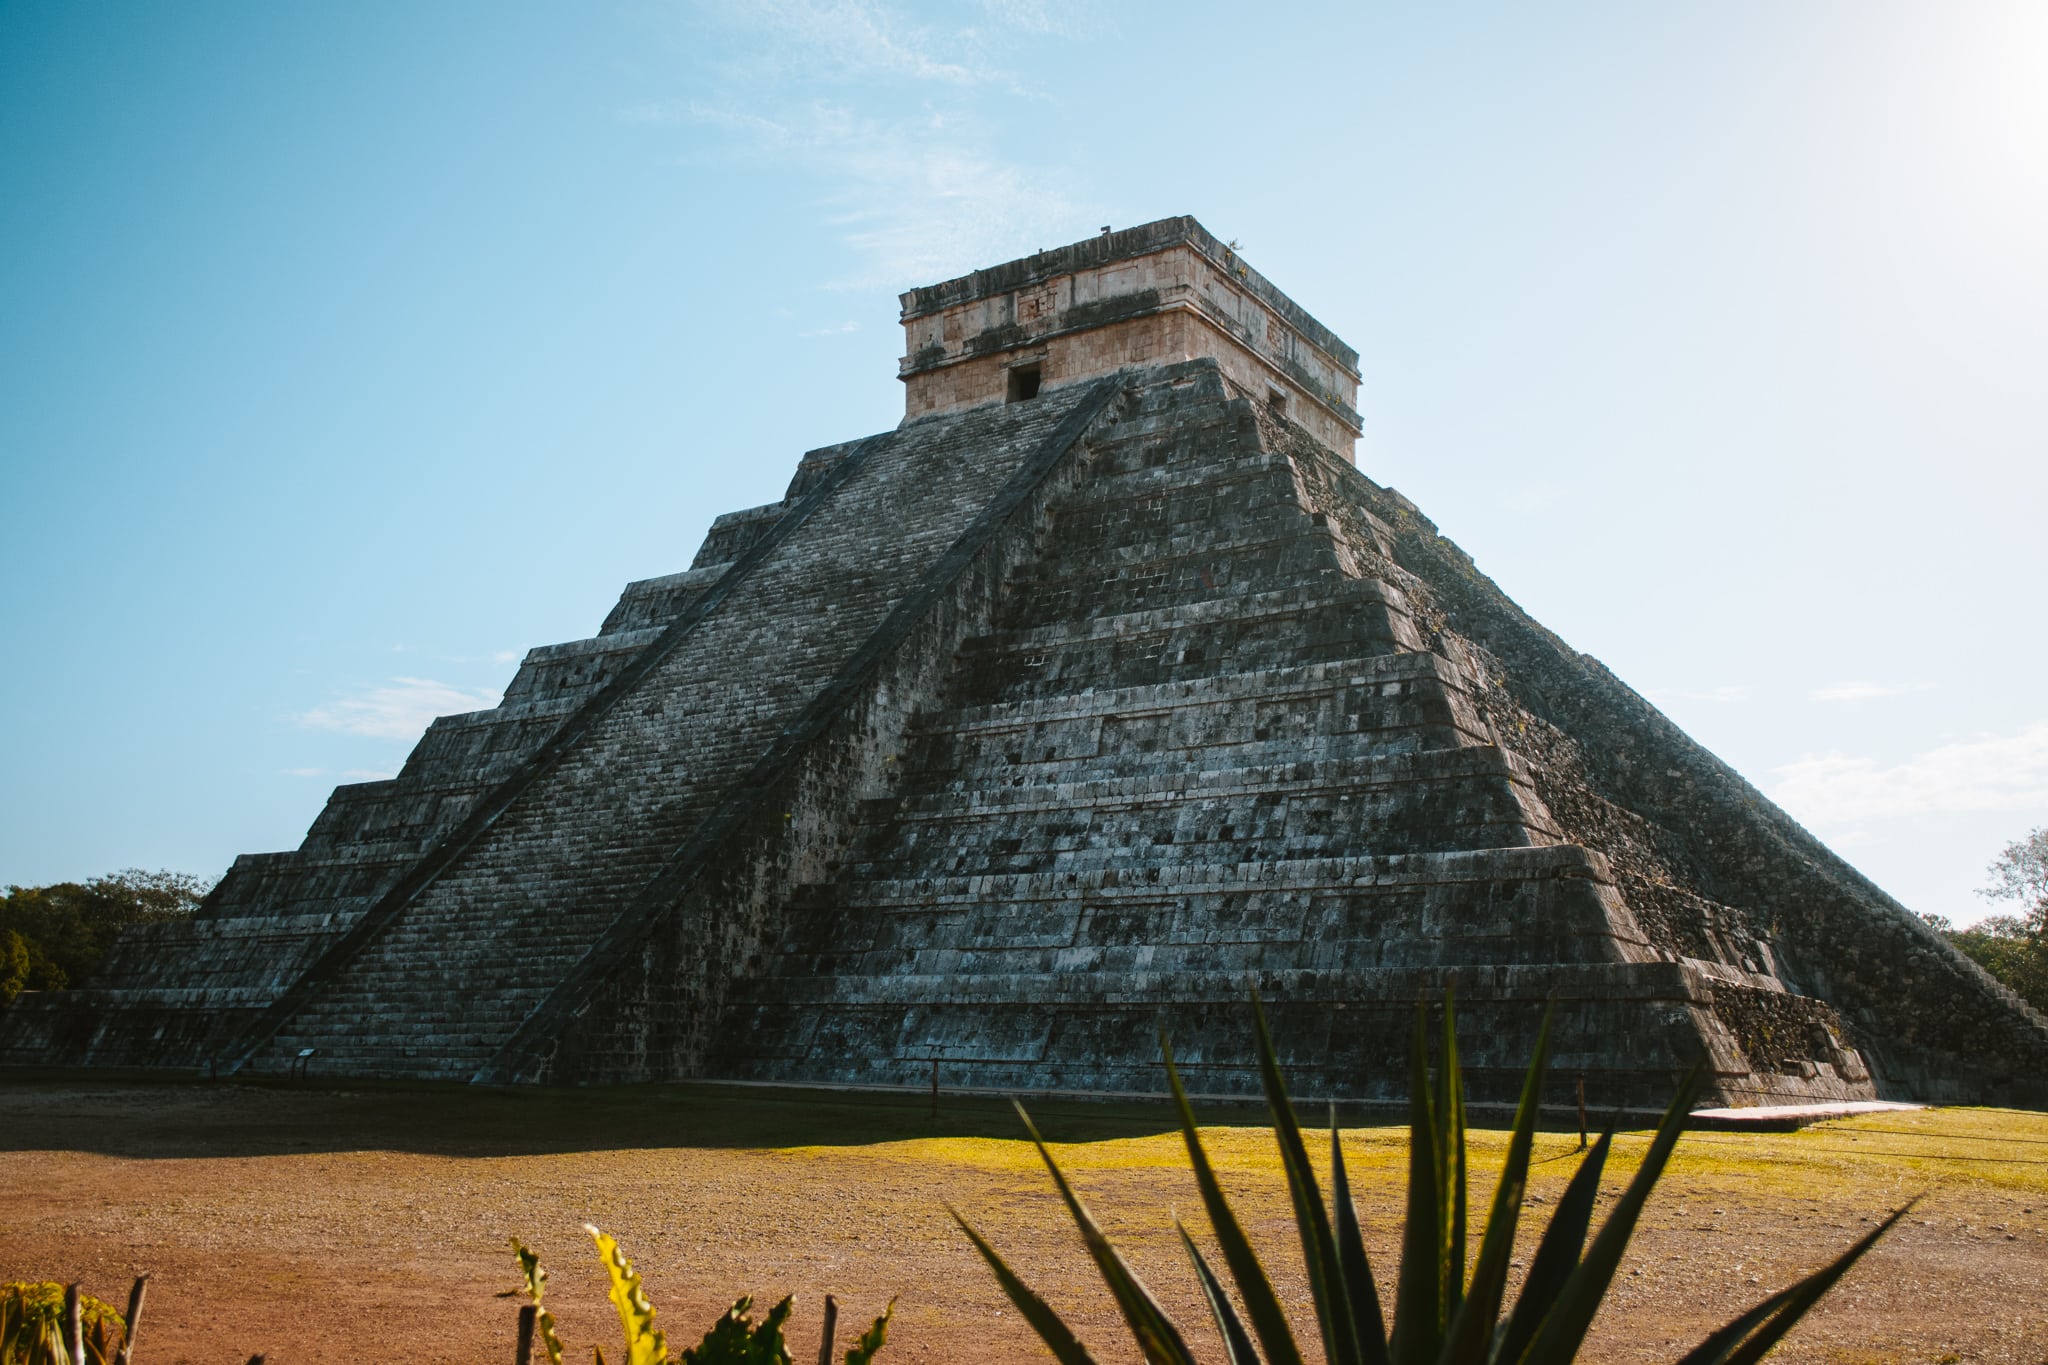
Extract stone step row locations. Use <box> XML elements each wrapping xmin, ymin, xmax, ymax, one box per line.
<box><xmin>1065</xmin><ymin>440</ymin><xmax>1294</xmax><ymax>495</ymax></box>
<box><xmin>898</xmin><ymin>726</ymin><xmax>1486</xmax><ymax>790</ymax></box>
<box><xmin>725</xmin><ymin>958</ymin><xmax>1703</xmax><ymax>1013</ymax></box>
<box><xmin>757</xmin><ymin>932</ymin><xmax>1635</xmax><ymax>982</ymax></box>
<box><xmin>859</xmin><ymin>824</ymin><xmax>1551</xmax><ymax>881</ymax></box>
<box><xmin>879</xmin><ymin>743</ymin><xmax>1542</xmax><ymax>822</ymax></box>
<box><xmin>957</xmin><ymin>579</ymin><xmax>1412</xmax><ymax>657</ymax></box>
<box><xmin>599</xmin><ymin>563</ymin><xmax>729</xmax><ymax>636</ymax></box>
<box><xmin>332</xmin><ymin>908</ymin><xmax>627</xmax><ymax>962</ymax></box>
<box><xmin>994</xmin><ymin>530</ymin><xmax>1339</xmax><ymax>627</ymax></box>
<box><xmin>811</xmin><ymin>844</ymin><xmax>1614</xmax><ymax>908</ymax></box>
<box><xmin>272</xmin><ymin>994</ymin><xmax>537</xmax><ymax>1027</ymax></box>
<box><xmin>952</xmin><ymin>598</ymin><xmax>1423</xmax><ymax>698</ymax></box>
<box><xmin>1023</xmin><ymin>458</ymin><xmax>1302</xmax><ymax>539</ymax></box>
<box><xmin>933</xmin><ymin>652</ymin><xmax>1472</xmax><ymax>733</ymax></box>
<box><xmin>900</xmin><ymin>697</ymin><xmax>1489</xmax><ymax>784</ymax></box>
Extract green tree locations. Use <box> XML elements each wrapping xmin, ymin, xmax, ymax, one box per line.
<box><xmin>0</xmin><ymin>929</ymin><xmax>28</xmax><ymax>1009</ymax></box>
<box><xmin>0</xmin><ymin>869</ymin><xmax>211</xmax><ymax>1003</ymax></box>
<box><xmin>1927</xmin><ymin>829</ymin><xmax>2048</xmax><ymax>1014</ymax></box>
<box><xmin>1981</xmin><ymin>827</ymin><xmax>2048</xmax><ymax>924</ymax></box>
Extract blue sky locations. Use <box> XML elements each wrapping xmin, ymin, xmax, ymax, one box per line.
<box><xmin>2</xmin><ymin>1</ymin><xmax>2043</xmax><ymax>925</ymax></box>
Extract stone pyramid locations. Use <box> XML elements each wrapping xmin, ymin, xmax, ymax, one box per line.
<box><xmin>8</xmin><ymin>217</ymin><xmax>2043</xmax><ymax>1109</ymax></box>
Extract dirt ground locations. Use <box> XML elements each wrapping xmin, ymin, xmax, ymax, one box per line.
<box><xmin>1</xmin><ymin>1077</ymin><xmax>2043</xmax><ymax>1364</ymax></box>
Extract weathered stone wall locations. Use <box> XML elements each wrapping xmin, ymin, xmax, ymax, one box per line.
<box><xmin>900</xmin><ymin>217</ymin><xmax>1362</xmax><ymax>458</ymax></box>
<box><xmin>901</xmin><ymin>308</ymin><xmax>1362</xmax><ymax>460</ymax></box>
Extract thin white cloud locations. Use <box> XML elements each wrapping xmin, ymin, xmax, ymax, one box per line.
<box><xmin>341</xmin><ymin>768</ymin><xmax>398</xmax><ymax>782</ymax></box>
<box><xmin>685</xmin><ymin>100</ymin><xmax>1092</xmax><ymax>289</ymax></box>
<box><xmin>1811</xmin><ymin>680</ymin><xmax>1934</xmax><ymax>703</ymax></box>
<box><xmin>491</xmin><ymin>649</ymin><xmax>524</xmax><ymax>665</ymax></box>
<box><xmin>968</xmin><ymin>0</ymin><xmax>1097</xmax><ymax>36</ymax></box>
<box><xmin>696</xmin><ymin>0</ymin><xmax>1008</xmax><ymax>88</ymax></box>
<box><xmin>297</xmin><ymin>677</ymin><xmax>501</xmax><ymax>741</ymax></box>
<box><xmin>798</xmin><ymin>320</ymin><xmax>861</xmax><ymax>337</ymax></box>
<box><xmin>1768</xmin><ymin>721</ymin><xmax>2048</xmax><ymax>826</ymax></box>
<box><xmin>651</xmin><ymin>0</ymin><xmax>1097</xmax><ymax>291</ymax></box>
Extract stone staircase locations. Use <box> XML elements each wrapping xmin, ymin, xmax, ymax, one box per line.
<box><xmin>236</xmin><ymin>382</ymin><xmax>1118</xmax><ymax>1079</ymax></box>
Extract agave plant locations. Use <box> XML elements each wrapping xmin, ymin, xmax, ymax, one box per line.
<box><xmin>952</xmin><ymin>993</ymin><xmax>1914</xmax><ymax>1365</ymax></box>
<box><xmin>509</xmin><ymin>1228</ymin><xmax>893</xmax><ymax>1365</ymax></box>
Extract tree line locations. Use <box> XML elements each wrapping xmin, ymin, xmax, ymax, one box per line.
<box><xmin>0</xmin><ymin>870</ymin><xmax>211</xmax><ymax>1008</ymax></box>
<box><xmin>1921</xmin><ymin>826</ymin><xmax>2048</xmax><ymax>1014</ymax></box>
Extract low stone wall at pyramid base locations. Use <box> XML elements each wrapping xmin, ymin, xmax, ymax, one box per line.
<box><xmin>705</xmin><ymin>966</ymin><xmax>1871</xmax><ymax>1114</ymax></box>
<box><xmin>0</xmin><ymin>987</ymin><xmax>255</xmax><ymax>1073</ymax></box>
<box><xmin>0</xmin><ymin>878</ymin><xmax>351</xmax><ymax>1071</ymax></box>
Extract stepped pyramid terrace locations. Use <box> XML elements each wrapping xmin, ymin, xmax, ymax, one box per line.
<box><xmin>7</xmin><ymin>216</ymin><xmax>2044</xmax><ymax>1109</ymax></box>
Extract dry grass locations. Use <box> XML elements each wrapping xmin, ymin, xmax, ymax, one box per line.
<box><xmin>1</xmin><ymin>1079</ymin><xmax>2042</xmax><ymax>1363</ymax></box>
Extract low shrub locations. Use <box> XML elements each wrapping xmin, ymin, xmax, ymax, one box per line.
<box><xmin>0</xmin><ymin>1282</ymin><xmax>130</xmax><ymax>1365</ymax></box>
<box><xmin>509</xmin><ymin>1226</ymin><xmax>893</xmax><ymax>1365</ymax></box>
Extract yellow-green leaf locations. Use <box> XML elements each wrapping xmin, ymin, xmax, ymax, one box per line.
<box><xmin>586</xmin><ymin>1225</ymin><xmax>668</xmax><ymax>1365</ymax></box>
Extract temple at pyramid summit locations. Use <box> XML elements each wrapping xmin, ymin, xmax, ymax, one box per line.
<box><xmin>8</xmin><ymin>216</ymin><xmax>2044</xmax><ymax>1108</ymax></box>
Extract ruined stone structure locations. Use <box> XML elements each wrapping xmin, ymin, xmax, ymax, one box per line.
<box><xmin>7</xmin><ymin>217</ymin><xmax>2044</xmax><ymax>1108</ymax></box>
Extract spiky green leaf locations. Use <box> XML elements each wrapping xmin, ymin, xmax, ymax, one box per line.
<box><xmin>1495</xmin><ymin>1127</ymin><xmax>1611</xmax><ymax>1365</ymax></box>
<box><xmin>1014</xmin><ymin>1101</ymin><xmax>1200</xmax><ymax>1365</ymax></box>
<box><xmin>1683</xmin><ymin>1201</ymin><xmax>1917</xmax><ymax>1365</ymax></box>
<box><xmin>1329</xmin><ymin>1108</ymin><xmax>1392</xmax><ymax>1365</ymax></box>
<box><xmin>1667</xmin><ymin>1287</ymin><xmax>1798</xmax><ymax>1365</ymax></box>
<box><xmin>1176</xmin><ymin>1221</ymin><xmax>1261</xmax><ymax>1365</ymax></box>
<box><xmin>1251</xmin><ymin>989</ymin><xmax>1364</xmax><ymax>1365</ymax></box>
<box><xmin>1391</xmin><ymin>1003</ymin><xmax>1443</xmax><ymax>1365</ymax></box>
<box><xmin>1516</xmin><ymin>1064</ymin><xmax>1709</xmax><ymax>1365</ymax></box>
<box><xmin>1439</xmin><ymin>993</ymin><xmax>1467</xmax><ymax>1324</ymax></box>
<box><xmin>949</xmin><ymin>1205</ymin><xmax>1101</xmax><ymax>1365</ymax></box>
<box><xmin>1437</xmin><ymin>1005</ymin><xmax>1552</xmax><ymax>1365</ymax></box>
<box><xmin>1161</xmin><ymin>1028</ymin><xmax>1307</xmax><ymax>1365</ymax></box>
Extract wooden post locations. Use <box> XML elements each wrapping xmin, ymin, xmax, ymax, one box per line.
<box><xmin>929</xmin><ymin>1056</ymin><xmax>939</xmax><ymax>1121</ymax></box>
<box><xmin>516</xmin><ymin>1303</ymin><xmax>537</xmax><ymax>1365</ymax></box>
<box><xmin>1576</xmin><ymin>1073</ymin><xmax>1588</xmax><ymax>1151</ymax></box>
<box><xmin>63</xmin><ymin>1284</ymin><xmax>84</xmax><ymax>1365</ymax></box>
<box><xmin>115</xmin><ymin>1274</ymin><xmax>149</xmax><ymax>1365</ymax></box>
<box><xmin>816</xmin><ymin>1293</ymin><xmax>839</xmax><ymax>1365</ymax></box>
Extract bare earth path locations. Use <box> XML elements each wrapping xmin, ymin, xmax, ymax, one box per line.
<box><xmin>1</xmin><ymin>1079</ymin><xmax>2043</xmax><ymax>1364</ymax></box>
